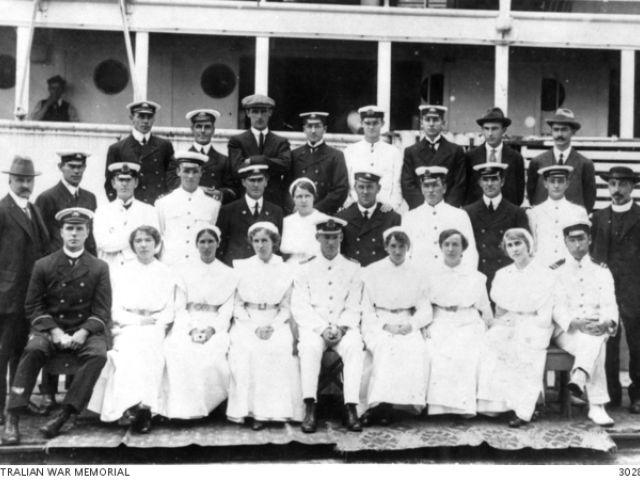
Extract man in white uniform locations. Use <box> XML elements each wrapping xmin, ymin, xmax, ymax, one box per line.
<box><xmin>93</xmin><ymin>162</ymin><xmax>159</xmax><ymax>271</ymax></box>
<box><xmin>552</xmin><ymin>221</ymin><xmax>618</xmax><ymax>426</ymax></box>
<box><xmin>343</xmin><ymin>106</ymin><xmax>404</xmax><ymax>212</ymax></box>
<box><xmin>155</xmin><ymin>151</ymin><xmax>221</xmax><ymax>265</ymax></box>
<box><xmin>291</xmin><ymin>217</ymin><xmax>364</xmax><ymax>433</ymax></box>
<box><xmin>402</xmin><ymin>166</ymin><xmax>477</xmax><ymax>270</ymax></box>
<box><xmin>527</xmin><ymin>165</ymin><xmax>588</xmax><ymax>267</ymax></box>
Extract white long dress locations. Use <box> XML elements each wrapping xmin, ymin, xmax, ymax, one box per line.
<box><xmin>160</xmin><ymin>258</ymin><xmax>238</xmax><ymax>419</ymax></box>
<box><xmin>426</xmin><ymin>263</ymin><xmax>491</xmax><ymax>416</ymax></box>
<box><xmin>227</xmin><ymin>255</ymin><xmax>304</xmax><ymax>423</ymax></box>
<box><xmin>88</xmin><ymin>259</ymin><xmax>178</xmax><ymax>422</ymax></box>
<box><xmin>280</xmin><ymin>209</ymin><xmax>327</xmax><ymax>264</ymax></box>
<box><xmin>476</xmin><ymin>261</ymin><xmax>556</xmax><ymax>421</ymax></box>
<box><xmin>361</xmin><ymin>257</ymin><xmax>431</xmax><ymax>412</ymax></box>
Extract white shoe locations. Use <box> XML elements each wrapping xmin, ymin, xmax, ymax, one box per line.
<box><xmin>588</xmin><ymin>405</ymin><xmax>615</xmax><ymax>427</ymax></box>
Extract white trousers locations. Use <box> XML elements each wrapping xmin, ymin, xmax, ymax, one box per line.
<box><xmin>553</xmin><ymin>331</ymin><xmax>610</xmax><ymax>405</ymax></box>
<box><xmin>298</xmin><ymin>329</ymin><xmax>364</xmax><ymax>404</ymax></box>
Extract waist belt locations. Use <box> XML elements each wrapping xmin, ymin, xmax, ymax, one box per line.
<box><xmin>124</xmin><ymin>308</ymin><xmax>162</xmax><ymax>316</ymax></box>
<box><xmin>244</xmin><ymin>302</ymin><xmax>279</xmax><ymax>311</ymax></box>
<box><xmin>433</xmin><ymin>304</ymin><xmax>471</xmax><ymax>312</ymax></box>
<box><xmin>374</xmin><ymin>305</ymin><xmax>416</xmax><ymax>315</ymax></box>
<box><xmin>187</xmin><ymin>302</ymin><xmax>219</xmax><ymax>313</ymax></box>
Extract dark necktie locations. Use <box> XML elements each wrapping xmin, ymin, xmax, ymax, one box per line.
<box><xmin>67</xmin><ymin>256</ymin><xmax>78</xmax><ymax>267</ymax></box>
<box><xmin>558</xmin><ymin>153</ymin><xmax>564</xmax><ymax>165</ymax></box>
<box><xmin>309</xmin><ymin>143</ymin><xmax>317</xmax><ymax>154</ymax></box>
<box><xmin>488</xmin><ymin>149</ymin><xmax>497</xmax><ymax>163</ymax></box>
<box><xmin>487</xmin><ymin>201</ymin><xmax>494</xmax><ymax>212</ymax></box>
<box><xmin>73</xmin><ymin>190</ymin><xmax>79</xmax><ymax>202</ymax></box>
<box><xmin>363</xmin><ymin>210</ymin><xmax>369</xmax><ymax>220</ymax></box>
<box><xmin>141</xmin><ymin>137</ymin><xmax>147</xmax><ymax>146</ymax></box>
<box><xmin>428</xmin><ymin>139</ymin><xmax>439</xmax><ymax>152</ymax></box>
<box><xmin>23</xmin><ymin>205</ymin><xmax>32</xmax><ymax>221</ymax></box>
<box><xmin>253</xmin><ymin>202</ymin><xmax>260</xmax><ymax>218</ymax></box>
<box><xmin>259</xmin><ymin>132</ymin><xmax>265</xmax><ymax>154</ymax></box>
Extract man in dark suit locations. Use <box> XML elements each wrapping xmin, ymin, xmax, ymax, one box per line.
<box><xmin>401</xmin><ymin>105</ymin><xmax>466</xmax><ymax>209</ymax></box>
<box><xmin>30</xmin><ymin>75</ymin><xmax>78</xmax><ymax>123</ymax></box>
<box><xmin>227</xmin><ymin>94</ymin><xmax>292</xmax><ymax>208</ymax></box>
<box><xmin>527</xmin><ymin>108</ymin><xmax>596</xmax><ymax>212</ymax></box>
<box><xmin>337</xmin><ymin>170</ymin><xmax>401</xmax><ymax>266</ymax></box>
<box><xmin>463</xmin><ymin>107</ymin><xmax>525</xmax><ymax>206</ymax></box>
<box><xmin>186</xmin><ymin>109</ymin><xmax>237</xmax><ymax>204</ymax></box>
<box><xmin>104</xmin><ymin>100</ymin><xmax>175</xmax><ymax>205</ymax></box>
<box><xmin>36</xmin><ymin>151</ymin><xmax>97</xmax><ymax>256</ymax></box>
<box><xmin>0</xmin><ymin>156</ymin><xmax>48</xmax><ymax>425</ymax></box>
<box><xmin>216</xmin><ymin>165</ymin><xmax>284</xmax><ymax>266</ymax></box>
<box><xmin>463</xmin><ymin>163</ymin><xmax>529</xmax><ymax>290</ymax></box>
<box><xmin>2</xmin><ymin>208</ymin><xmax>111</xmax><ymax>445</ymax></box>
<box><xmin>591</xmin><ymin>166</ymin><xmax>640</xmax><ymax>411</ymax></box>
<box><xmin>286</xmin><ymin>112</ymin><xmax>349</xmax><ymax>215</ymax></box>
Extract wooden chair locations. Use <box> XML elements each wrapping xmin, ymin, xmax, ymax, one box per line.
<box><xmin>545</xmin><ymin>346</ymin><xmax>575</xmax><ymax>418</ymax></box>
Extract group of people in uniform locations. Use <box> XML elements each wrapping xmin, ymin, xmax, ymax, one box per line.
<box><xmin>0</xmin><ymin>92</ymin><xmax>638</xmax><ymax>445</ymax></box>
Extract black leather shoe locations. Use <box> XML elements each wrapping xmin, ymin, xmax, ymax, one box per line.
<box><xmin>508</xmin><ymin>415</ymin><xmax>529</xmax><ymax>428</ymax></box>
<box><xmin>40</xmin><ymin>394</ymin><xmax>58</xmax><ymax>415</ymax></box>
<box><xmin>1</xmin><ymin>413</ymin><xmax>19</xmax><ymax>445</ymax></box>
<box><xmin>39</xmin><ymin>408</ymin><xmax>71</xmax><ymax>439</ymax></box>
<box><xmin>629</xmin><ymin>400</ymin><xmax>640</xmax><ymax>414</ymax></box>
<box><xmin>360</xmin><ymin>410</ymin><xmax>373</xmax><ymax>427</ymax></box>
<box><xmin>344</xmin><ymin>404</ymin><xmax>362</xmax><ymax>432</ymax></box>
<box><xmin>251</xmin><ymin>419</ymin><xmax>266</xmax><ymax>431</ymax></box>
<box><xmin>301</xmin><ymin>402</ymin><xmax>317</xmax><ymax>434</ymax></box>
<box><xmin>132</xmin><ymin>408</ymin><xmax>152</xmax><ymax>434</ymax></box>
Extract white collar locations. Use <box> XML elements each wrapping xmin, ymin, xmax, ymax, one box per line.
<box><xmin>61</xmin><ymin>178</ymin><xmax>79</xmax><ymax>196</ymax></box>
<box><xmin>425</xmin><ymin>134</ymin><xmax>442</xmax><ymax>145</ymax></box>
<box><xmin>483</xmin><ymin>194</ymin><xmax>502</xmax><ymax>208</ymax></box>
<box><xmin>245</xmin><ymin>194</ymin><xmax>263</xmax><ymax>209</ymax></box>
<box><xmin>357</xmin><ymin>203</ymin><xmax>377</xmax><ymax>217</ymax></box>
<box><xmin>612</xmin><ymin>200</ymin><xmax>634</xmax><ymax>213</ymax></box>
<box><xmin>424</xmin><ymin>199</ymin><xmax>445</xmax><ymax>211</ymax></box>
<box><xmin>251</xmin><ymin>127</ymin><xmax>269</xmax><ymax>138</ymax></box>
<box><xmin>485</xmin><ymin>142</ymin><xmax>503</xmax><ymax>154</ymax></box>
<box><xmin>63</xmin><ymin>247</ymin><xmax>84</xmax><ymax>259</ymax></box>
<box><xmin>178</xmin><ymin>187</ymin><xmax>200</xmax><ymax>198</ymax></box>
<box><xmin>131</xmin><ymin>129</ymin><xmax>151</xmax><ymax>144</ymax></box>
<box><xmin>566</xmin><ymin>254</ymin><xmax>590</xmax><ymax>268</ymax></box>
<box><xmin>547</xmin><ymin>196</ymin><xmax>567</xmax><ymax>207</ymax></box>
<box><xmin>9</xmin><ymin>190</ymin><xmax>29</xmax><ymax>209</ymax></box>
<box><xmin>307</xmin><ymin>140</ymin><xmax>325</xmax><ymax>149</ymax></box>
<box><xmin>553</xmin><ymin>146</ymin><xmax>572</xmax><ymax>161</ymax></box>
<box><xmin>117</xmin><ymin>196</ymin><xmax>135</xmax><ymax>208</ymax></box>
<box><xmin>193</xmin><ymin>142</ymin><xmax>212</xmax><ymax>154</ymax></box>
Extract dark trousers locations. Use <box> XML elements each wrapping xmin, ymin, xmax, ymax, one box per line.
<box><xmin>606</xmin><ymin>309</ymin><xmax>640</xmax><ymax>404</ymax></box>
<box><xmin>8</xmin><ymin>333</ymin><xmax>107</xmax><ymax>414</ymax></box>
<box><xmin>0</xmin><ymin>314</ymin><xmax>29</xmax><ymax>411</ymax></box>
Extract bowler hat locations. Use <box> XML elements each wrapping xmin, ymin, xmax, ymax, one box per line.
<box><xmin>476</xmin><ymin>107</ymin><xmax>511</xmax><ymax>127</ymax></box>
<box><xmin>599</xmin><ymin>166</ymin><xmax>640</xmax><ymax>183</ymax></box>
<box><xmin>2</xmin><ymin>156</ymin><xmax>41</xmax><ymax>176</ymax></box>
<box><xmin>546</xmin><ymin>108</ymin><xmax>581</xmax><ymax>130</ymax></box>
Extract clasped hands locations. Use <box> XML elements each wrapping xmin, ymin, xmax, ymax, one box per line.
<box><xmin>51</xmin><ymin>327</ymin><xmax>88</xmax><ymax>351</ymax></box>
<box><xmin>570</xmin><ymin>317</ymin><xmax>614</xmax><ymax>336</ymax></box>
<box><xmin>189</xmin><ymin>327</ymin><xmax>215</xmax><ymax>344</ymax></box>
<box><xmin>322</xmin><ymin>324</ymin><xmax>347</xmax><ymax>346</ymax></box>
<box><xmin>383</xmin><ymin>323</ymin><xmax>413</xmax><ymax>336</ymax></box>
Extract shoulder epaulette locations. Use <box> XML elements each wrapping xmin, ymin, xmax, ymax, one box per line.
<box><xmin>549</xmin><ymin>258</ymin><xmax>566</xmax><ymax>270</ymax></box>
<box><xmin>299</xmin><ymin>256</ymin><xmax>316</xmax><ymax>265</ymax></box>
<box><xmin>590</xmin><ymin>256</ymin><xmax>608</xmax><ymax>268</ymax></box>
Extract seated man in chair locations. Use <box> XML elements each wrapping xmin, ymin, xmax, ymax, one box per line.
<box><xmin>2</xmin><ymin>207</ymin><xmax>111</xmax><ymax>444</ymax></box>
<box><xmin>291</xmin><ymin>217</ymin><xmax>365</xmax><ymax>433</ymax></box>
<box><xmin>552</xmin><ymin>221</ymin><xmax>618</xmax><ymax>426</ymax></box>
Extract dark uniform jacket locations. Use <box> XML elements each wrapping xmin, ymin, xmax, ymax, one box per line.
<box><xmin>463</xmin><ymin>145</ymin><xmax>525</xmax><ymax>206</ymax></box>
<box><xmin>402</xmin><ymin>136</ymin><xmax>467</xmax><ymax>209</ymax></box>
<box><xmin>104</xmin><ymin>134</ymin><xmax>176</xmax><ymax>205</ymax></box>
<box><xmin>188</xmin><ymin>145</ymin><xmax>238</xmax><ymax>204</ymax></box>
<box><xmin>35</xmin><ymin>181</ymin><xmax>97</xmax><ymax>255</ymax></box>
<box><xmin>591</xmin><ymin>203</ymin><xmax>640</xmax><ymax>314</ymax></box>
<box><xmin>464</xmin><ymin>197</ymin><xmax>529</xmax><ymax>287</ymax></box>
<box><xmin>0</xmin><ymin>194</ymin><xmax>48</xmax><ymax>316</ymax></box>
<box><xmin>336</xmin><ymin>202</ymin><xmax>401</xmax><ymax>267</ymax></box>
<box><xmin>216</xmin><ymin>197</ymin><xmax>284</xmax><ymax>266</ymax></box>
<box><xmin>286</xmin><ymin>142</ymin><xmax>349</xmax><ymax>215</ymax></box>
<box><xmin>25</xmin><ymin>250</ymin><xmax>111</xmax><ymax>339</ymax></box>
<box><xmin>227</xmin><ymin>130</ymin><xmax>292</xmax><ymax>208</ymax></box>
<box><xmin>527</xmin><ymin>148</ymin><xmax>596</xmax><ymax>212</ymax></box>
